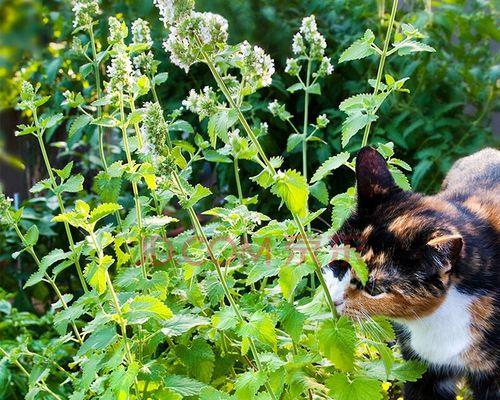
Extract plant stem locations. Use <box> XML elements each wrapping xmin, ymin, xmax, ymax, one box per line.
<box><xmin>118</xmin><ymin>92</ymin><xmax>146</xmax><ymax>278</ymax></box>
<box><xmin>303</xmin><ymin>58</ymin><xmax>312</xmax><ymax>233</ymax></box>
<box><xmin>196</xmin><ymin>39</ymin><xmax>337</xmax><ymax>320</ymax></box>
<box><xmin>32</xmin><ymin>110</ymin><xmax>89</xmax><ymax>293</ymax></box>
<box><xmin>88</xmin><ymin>24</ymin><xmax>107</xmax><ymax>170</ymax></box>
<box><xmin>361</xmin><ymin>0</ymin><xmax>399</xmax><ymax>147</ymax></box>
<box><xmin>233</xmin><ymin>157</ymin><xmax>248</xmax><ymax>244</ymax></box>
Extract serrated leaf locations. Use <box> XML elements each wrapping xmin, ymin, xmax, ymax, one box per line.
<box><xmin>24</xmin><ymin>249</ymin><xmax>68</xmax><ymax>288</ymax></box>
<box><xmin>124</xmin><ymin>295</ymin><xmax>173</xmax><ymax>324</ymax></box>
<box><xmin>175</xmin><ymin>338</ymin><xmax>215</xmax><ymax>383</ymax></box>
<box><xmin>339</xmin><ymin>29</ymin><xmax>376</xmax><ymax>63</ymax></box>
<box><xmin>77</xmin><ymin>325</ymin><xmax>118</xmax><ymax>357</ymax></box>
<box><xmin>69</xmin><ymin>114</ymin><xmax>92</xmax><ymax>138</ymax></box>
<box><xmin>212</xmin><ymin>306</ymin><xmax>239</xmax><ymax>330</ymax></box>
<box><xmin>330</xmin><ymin>188</ymin><xmax>356</xmax><ymax>232</ymax></box>
<box><xmin>24</xmin><ymin>225</ymin><xmax>39</xmax><ymax>247</ymax></box>
<box><xmin>239</xmin><ymin>311</ymin><xmax>277</xmax><ymax>349</ymax></box>
<box><xmin>342</xmin><ymin>113</ymin><xmax>376</xmax><ymax>148</ymax></box>
<box><xmin>207</xmin><ymin>109</ymin><xmax>238</xmax><ymax>148</ymax></box>
<box><xmin>389</xmin><ymin>165</ymin><xmax>411</xmax><ymax>190</ymax></box>
<box><xmin>84</xmin><ymin>255</ymin><xmax>114</xmax><ymax>294</ymax></box>
<box><xmin>88</xmin><ymin>203</ymin><xmax>123</xmax><ymax>225</ymax></box>
<box><xmin>309</xmin><ymin>181</ymin><xmax>329</xmax><ymax>205</ymax></box>
<box><xmin>161</xmin><ymin>314</ymin><xmax>210</xmax><ymax>336</ymax></box>
<box><xmin>327</xmin><ymin>374</ymin><xmax>382</xmax><ymax>400</ymax></box>
<box><xmin>153</xmin><ymin>72</ymin><xmax>169</xmax><ymax>85</ymax></box>
<box><xmin>395</xmin><ymin>40</ymin><xmax>435</xmax><ymax>56</ymax></box>
<box><xmin>339</xmin><ymin>93</ymin><xmax>373</xmax><ymax>114</ymax></box>
<box><xmin>163</xmin><ymin>375</ymin><xmax>206</xmax><ymax>397</ymax></box>
<box><xmin>287</xmin><ymin>82</ymin><xmax>304</xmax><ymax>93</ymax></box>
<box><xmin>234</xmin><ymin>370</ymin><xmax>267</xmax><ymax>400</ymax></box>
<box><xmin>271</xmin><ymin>169</ymin><xmax>309</xmax><ymax>218</ymax></box>
<box><xmin>41</xmin><ymin>113</ymin><xmax>64</xmax><ymax>129</ymax></box>
<box><xmin>181</xmin><ymin>184</ymin><xmax>212</xmax><ymax>209</ymax></box>
<box><xmin>56</xmin><ymin>174</ymin><xmax>84</xmax><ymax>194</ymax></box>
<box><xmin>311</xmin><ymin>152</ymin><xmax>350</xmax><ymax>183</ymax></box>
<box><xmin>286</xmin><ymin>133</ymin><xmax>304</xmax><ymax>152</ymax></box>
<box><xmin>318</xmin><ymin>316</ymin><xmax>357</xmax><ymax>371</ymax></box>
<box><xmin>278</xmin><ymin>302</ymin><xmax>305</xmax><ymax>343</ymax></box>
<box><xmin>94</xmin><ymin>171</ymin><xmax>122</xmax><ymax>203</ymax></box>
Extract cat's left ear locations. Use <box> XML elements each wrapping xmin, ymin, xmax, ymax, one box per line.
<box><xmin>356</xmin><ymin>146</ymin><xmax>398</xmax><ymax>207</ymax></box>
<box><xmin>427</xmin><ymin>234</ymin><xmax>463</xmax><ymax>272</ymax></box>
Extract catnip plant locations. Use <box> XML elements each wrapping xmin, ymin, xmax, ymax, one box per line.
<box><xmin>0</xmin><ymin>0</ymin><xmax>436</xmax><ymax>398</ymax></box>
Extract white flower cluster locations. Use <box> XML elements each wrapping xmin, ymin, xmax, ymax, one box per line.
<box><xmin>132</xmin><ymin>18</ymin><xmax>153</xmax><ymax>48</ymax></box>
<box><xmin>108</xmin><ymin>16</ymin><xmax>128</xmax><ymax>46</ymax></box>
<box><xmin>182</xmin><ymin>86</ymin><xmax>220</xmax><ymax>120</ymax></box>
<box><xmin>106</xmin><ymin>46</ymin><xmax>137</xmax><ymax>94</ymax></box>
<box><xmin>237</xmin><ymin>41</ymin><xmax>275</xmax><ymax>91</ymax></box>
<box><xmin>163</xmin><ymin>12</ymin><xmax>228</xmax><ymax>72</ymax></box>
<box><xmin>0</xmin><ymin>193</ymin><xmax>13</xmax><ymax>226</ymax></box>
<box><xmin>288</xmin><ymin>15</ymin><xmax>333</xmax><ymax>78</ymax></box>
<box><xmin>141</xmin><ymin>102</ymin><xmax>168</xmax><ymax>161</ymax></box>
<box><xmin>153</xmin><ymin>0</ymin><xmax>194</xmax><ymax>26</ymax></box>
<box><xmin>72</xmin><ymin>0</ymin><xmax>100</xmax><ymax>29</ymax></box>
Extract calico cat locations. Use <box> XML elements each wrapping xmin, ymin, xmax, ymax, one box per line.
<box><xmin>323</xmin><ymin>147</ymin><xmax>499</xmax><ymax>400</ymax></box>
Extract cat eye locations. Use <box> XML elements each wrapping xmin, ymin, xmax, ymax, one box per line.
<box><xmin>364</xmin><ymin>281</ymin><xmax>386</xmax><ymax>297</ymax></box>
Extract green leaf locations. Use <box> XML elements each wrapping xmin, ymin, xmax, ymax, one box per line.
<box><xmin>287</xmin><ymin>82</ymin><xmax>304</xmax><ymax>93</ymax></box>
<box><xmin>123</xmin><ymin>295</ymin><xmax>173</xmax><ymax>324</ymax></box>
<box><xmin>278</xmin><ymin>302</ymin><xmax>305</xmax><ymax>343</ymax></box>
<box><xmin>54</xmin><ymin>302</ymin><xmax>86</xmax><ymax>335</ymax></box>
<box><xmin>204</xmin><ymin>149</ymin><xmax>232</xmax><ymax>163</ymax></box>
<box><xmin>330</xmin><ymin>188</ymin><xmax>356</xmax><ymax>232</ymax></box>
<box><xmin>327</xmin><ymin>374</ymin><xmax>382</xmax><ymax>400</ymax></box>
<box><xmin>77</xmin><ymin>325</ymin><xmax>118</xmax><ymax>357</ymax></box>
<box><xmin>279</xmin><ymin>264</ymin><xmax>311</xmax><ymax>302</ymax></box>
<box><xmin>88</xmin><ymin>203</ymin><xmax>123</xmax><ymax>225</ymax></box>
<box><xmin>389</xmin><ymin>158</ymin><xmax>412</xmax><ymax>171</ymax></box>
<box><xmin>212</xmin><ymin>306</ymin><xmax>239</xmax><ymax>330</ymax></box>
<box><xmin>286</xmin><ymin>133</ymin><xmax>305</xmax><ymax>152</ymax></box>
<box><xmin>163</xmin><ymin>375</ymin><xmax>206</xmax><ymax>397</ymax></box>
<box><xmin>361</xmin><ymin>360</ymin><xmax>426</xmax><ymax>382</ymax></box>
<box><xmin>396</xmin><ymin>40</ymin><xmax>435</xmax><ymax>56</ymax></box>
<box><xmin>245</xmin><ymin>259</ymin><xmax>281</xmax><ymax>285</ymax></box>
<box><xmin>339</xmin><ymin>93</ymin><xmax>373</xmax><ymax>114</ymax></box>
<box><xmin>310</xmin><ymin>181</ymin><xmax>329</xmax><ymax>205</ymax></box>
<box><xmin>24</xmin><ymin>225</ymin><xmax>39</xmax><ymax>247</ymax></box>
<box><xmin>199</xmin><ymin>387</ymin><xmax>231</xmax><ymax>400</ymax></box>
<box><xmin>161</xmin><ymin>314</ymin><xmax>210</xmax><ymax>337</ymax></box>
<box><xmin>318</xmin><ymin>317</ymin><xmax>357</xmax><ymax>371</ymax></box>
<box><xmin>389</xmin><ymin>165</ymin><xmax>411</xmax><ymax>190</ymax></box>
<box><xmin>0</xmin><ymin>359</ymin><xmax>11</xmax><ymax>398</ymax></box>
<box><xmin>24</xmin><ymin>249</ymin><xmax>68</xmax><ymax>288</ymax></box>
<box><xmin>342</xmin><ymin>113</ymin><xmax>376</xmax><ymax>148</ymax></box>
<box><xmin>153</xmin><ymin>72</ymin><xmax>169</xmax><ymax>85</ymax></box>
<box><xmin>69</xmin><ymin>114</ymin><xmax>92</xmax><ymax>138</ymax></box>
<box><xmin>271</xmin><ymin>169</ymin><xmax>309</xmax><ymax>218</ymax></box>
<box><xmin>339</xmin><ymin>29</ymin><xmax>376</xmax><ymax>63</ymax></box>
<box><xmin>53</xmin><ymin>161</ymin><xmax>74</xmax><ymax>181</ymax></box>
<box><xmin>30</xmin><ymin>178</ymin><xmax>52</xmax><ymax>193</ymax></box>
<box><xmin>41</xmin><ymin>113</ymin><xmax>64</xmax><ymax>129</ymax></box>
<box><xmin>56</xmin><ymin>174</ymin><xmax>84</xmax><ymax>194</ymax></box>
<box><xmin>94</xmin><ymin>171</ymin><xmax>122</xmax><ymax>203</ymax></box>
<box><xmin>175</xmin><ymin>338</ymin><xmax>215</xmax><ymax>383</ymax></box>
<box><xmin>182</xmin><ymin>184</ymin><xmax>212</xmax><ymax>209</ymax></box>
<box><xmin>239</xmin><ymin>311</ymin><xmax>277</xmax><ymax>349</ymax></box>
<box><xmin>84</xmin><ymin>255</ymin><xmax>114</xmax><ymax>294</ymax></box>
<box><xmin>306</xmin><ymin>83</ymin><xmax>321</xmax><ymax>95</ymax></box>
<box><xmin>234</xmin><ymin>370</ymin><xmax>267</xmax><ymax>400</ymax></box>
<box><xmin>334</xmin><ymin>245</ymin><xmax>368</xmax><ymax>285</ymax></box>
<box><xmin>169</xmin><ymin>120</ymin><xmax>194</xmax><ymax>133</ymax></box>
<box><xmin>207</xmin><ymin>109</ymin><xmax>238</xmax><ymax>148</ymax></box>
<box><xmin>311</xmin><ymin>152</ymin><xmax>350</xmax><ymax>183</ymax></box>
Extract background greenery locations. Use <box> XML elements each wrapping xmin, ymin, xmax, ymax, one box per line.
<box><xmin>0</xmin><ymin>0</ymin><xmax>497</xmax><ymax>398</ymax></box>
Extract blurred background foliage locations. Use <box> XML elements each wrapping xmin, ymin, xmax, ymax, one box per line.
<box><xmin>0</xmin><ymin>0</ymin><xmax>498</xmax><ymax>305</ymax></box>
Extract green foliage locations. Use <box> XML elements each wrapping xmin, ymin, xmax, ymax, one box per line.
<box><xmin>0</xmin><ymin>0</ymin><xmax>494</xmax><ymax>399</ymax></box>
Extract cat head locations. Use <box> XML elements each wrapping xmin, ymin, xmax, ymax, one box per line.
<box><xmin>323</xmin><ymin>147</ymin><xmax>463</xmax><ymax>321</ymax></box>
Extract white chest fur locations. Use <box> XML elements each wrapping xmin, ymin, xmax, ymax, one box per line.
<box><xmin>400</xmin><ymin>287</ymin><xmax>474</xmax><ymax>368</ymax></box>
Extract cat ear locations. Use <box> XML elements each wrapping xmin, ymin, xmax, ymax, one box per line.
<box><xmin>427</xmin><ymin>234</ymin><xmax>463</xmax><ymax>271</ymax></box>
<box><xmin>356</xmin><ymin>146</ymin><xmax>397</xmax><ymax>206</ymax></box>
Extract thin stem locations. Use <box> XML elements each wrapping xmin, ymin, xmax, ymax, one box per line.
<box><xmin>88</xmin><ymin>24</ymin><xmax>108</xmax><ymax>170</ymax></box>
<box><xmin>118</xmin><ymin>92</ymin><xmax>146</xmax><ymax>278</ymax></box>
<box><xmin>32</xmin><ymin>110</ymin><xmax>88</xmax><ymax>293</ymax></box>
<box><xmin>293</xmin><ymin>214</ymin><xmax>337</xmax><ymax>318</ymax></box>
<box><xmin>361</xmin><ymin>0</ymin><xmax>399</xmax><ymax>147</ymax></box>
<box><xmin>233</xmin><ymin>157</ymin><xmax>248</xmax><ymax>244</ymax></box>
<box><xmin>302</xmin><ymin>58</ymin><xmax>312</xmax><ymax>233</ymax></box>
<box><xmin>148</xmin><ymin>73</ymin><xmax>160</xmax><ymax>103</ymax></box>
